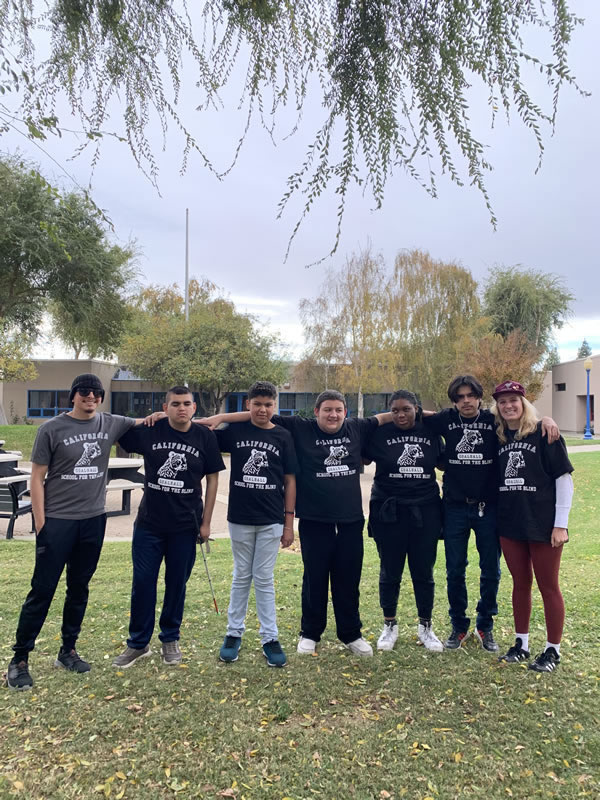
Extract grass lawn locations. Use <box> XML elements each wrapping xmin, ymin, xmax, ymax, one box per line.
<box><xmin>0</xmin><ymin>425</ymin><xmax>39</xmax><ymax>460</ymax></box>
<box><xmin>0</xmin><ymin>453</ymin><xmax>599</xmax><ymax>799</ymax></box>
<box><xmin>563</xmin><ymin>437</ymin><xmax>598</xmax><ymax>447</ymax></box>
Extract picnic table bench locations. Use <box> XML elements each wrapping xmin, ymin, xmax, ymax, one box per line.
<box><xmin>105</xmin><ymin>479</ymin><xmax>144</xmax><ymax>517</ymax></box>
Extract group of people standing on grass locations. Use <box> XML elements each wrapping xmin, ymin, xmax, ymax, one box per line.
<box><xmin>5</xmin><ymin>370</ymin><xmax>573</xmax><ymax>691</ymax></box>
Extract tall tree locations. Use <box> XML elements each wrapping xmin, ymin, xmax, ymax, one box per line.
<box><xmin>456</xmin><ymin>330</ymin><xmax>546</xmax><ymax>404</ymax></box>
<box><xmin>482</xmin><ymin>266</ymin><xmax>573</xmax><ymax>355</ymax></box>
<box><xmin>0</xmin><ymin>328</ymin><xmax>37</xmax><ymax>423</ymax></box>
<box><xmin>577</xmin><ymin>339</ymin><xmax>592</xmax><ymax>359</ymax></box>
<box><xmin>0</xmin><ymin>2</ymin><xmax>584</xmax><ymax>255</ymax></box>
<box><xmin>388</xmin><ymin>250</ymin><xmax>481</xmax><ymax>408</ymax></box>
<box><xmin>120</xmin><ymin>281</ymin><xmax>287</xmax><ymax>414</ymax></box>
<box><xmin>299</xmin><ymin>249</ymin><xmax>392</xmax><ymax>417</ymax></box>
<box><xmin>544</xmin><ymin>346</ymin><xmax>561</xmax><ymax>370</ymax></box>
<box><xmin>0</xmin><ymin>155</ymin><xmax>137</xmax><ymax>355</ymax></box>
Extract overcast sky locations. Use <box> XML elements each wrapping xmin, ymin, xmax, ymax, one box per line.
<box><xmin>5</xmin><ymin>1</ymin><xmax>599</xmax><ymax>365</ymax></box>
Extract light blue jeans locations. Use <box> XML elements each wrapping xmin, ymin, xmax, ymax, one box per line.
<box><xmin>227</xmin><ymin>522</ymin><xmax>283</xmax><ymax>644</ymax></box>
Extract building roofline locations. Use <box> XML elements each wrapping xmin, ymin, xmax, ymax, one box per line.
<box><xmin>553</xmin><ymin>353</ymin><xmax>599</xmax><ymax>368</ymax></box>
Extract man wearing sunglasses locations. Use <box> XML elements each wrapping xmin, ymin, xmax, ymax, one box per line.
<box><xmin>5</xmin><ymin>373</ymin><xmax>159</xmax><ymax>691</ymax></box>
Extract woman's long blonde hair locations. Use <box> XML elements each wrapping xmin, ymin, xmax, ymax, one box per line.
<box><xmin>491</xmin><ymin>395</ymin><xmax>539</xmax><ymax>444</ymax></box>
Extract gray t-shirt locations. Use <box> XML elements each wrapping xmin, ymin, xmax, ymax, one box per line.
<box><xmin>32</xmin><ymin>412</ymin><xmax>137</xmax><ymax>519</ymax></box>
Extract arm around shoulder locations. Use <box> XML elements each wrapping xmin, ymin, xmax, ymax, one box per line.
<box><xmin>196</xmin><ymin>411</ymin><xmax>250</xmax><ymax>429</ymax></box>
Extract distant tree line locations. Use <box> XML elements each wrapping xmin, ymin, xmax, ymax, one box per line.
<box><xmin>297</xmin><ymin>248</ymin><xmax>573</xmax><ymax>412</ymax></box>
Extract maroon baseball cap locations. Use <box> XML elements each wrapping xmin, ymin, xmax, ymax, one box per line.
<box><xmin>492</xmin><ymin>380</ymin><xmax>526</xmax><ymax>400</ymax></box>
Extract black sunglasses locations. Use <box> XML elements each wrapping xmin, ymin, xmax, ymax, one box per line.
<box><xmin>77</xmin><ymin>388</ymin><xmax>103</xmax><ymax>398</ymax></box>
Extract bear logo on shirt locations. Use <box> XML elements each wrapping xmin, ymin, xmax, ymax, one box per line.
<box><xmin>74</xmin><ymin>441</ymin><xmax>101</xmax><ymax>467</ymax></box>
<box><xmin>324</xmin><ymin>445</ymin><xmax>349</xmax><ymax>466</ymax></box>
<box><xmin>242</xmin><ymin>449</ymin><xmax>269</xmax><ymax>475</ymax></box>
<box><xmin>456</xmin><ymin>428</ymin><xmax>483</xmax><ymax>453</ymax></box>
<box><xmin>397</xmin><ymin>443</ymin><xmax>424</xmax><ymax>466</ymax></box>
<box><xmin>505</xmin><ymin>450</ymin><xmax>525</xmax><ymax>478</ymax></box>
<box><xmin>158</xmin><ymin>451</ymin><xmax>188</xmax><ymax>479</ymax></box>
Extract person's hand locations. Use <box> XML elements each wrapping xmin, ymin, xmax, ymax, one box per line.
<box><xmin>34</xmin><ymin>515</ymin><xmax>45</xmax><ymax>533</ymax></box>
<box><xmin>541</xmin><ymin>417</ymin><xmax>560</xmax><ymax>444</ymax></box>
<box><xmin>280</xmin><ymin>527</ymin><xmax>294</xmax><ymax>548</ymax></box>
<box><xmin>551</xmin><ymin>527</ymin><xmax>568</xmax><ymax>547</ymax></box>
<box><xmin>144</xmin><ymin>411</ymin><xmax>167</xmax><ymax>426</ymax></box>
<box><xmin>198</xmin><ymin>523</ymin><xmax>211</xmax><ymax>543</ymax></box>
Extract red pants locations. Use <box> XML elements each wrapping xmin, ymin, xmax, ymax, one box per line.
<box><xmin>500</xmin><ymin>537</ymin><xmax>564</xmax><ymax>643</ymax></box>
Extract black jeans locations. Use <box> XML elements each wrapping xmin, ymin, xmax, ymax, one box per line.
<box><xmin>369</xmin><ymin>500</ymin><xmax>441</xmax><ymax>619</ymax></box>
<box><xmin>13</xmin><ymin>514</ymin><xmax>107</xmax><ymax>659</ymax></box>
<box><xmin>298</xmin><ymin>518</ymin><xmax>365</xmax><ymax>644</ymax></box>
<box><xmin>127</xmin><ymin>524</ymin><xmax>197</xmax><ymax>649</ymax></box>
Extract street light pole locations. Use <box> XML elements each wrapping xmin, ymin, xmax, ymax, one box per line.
<box><xmin>583</xmin><ymin>357</ymin><xmax>593</xmax><ymax>440</ymax></box>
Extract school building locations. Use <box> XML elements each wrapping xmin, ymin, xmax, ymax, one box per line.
<box><xmin>0</xmin><ymin>356</ymin><xmax>595</xmax><ymax>432</ymax></box>
<box><xmin>0</xmin><ymin>359</ymin><xmax>397</xmax><ymax>423</ymax></box>
<box><xmin>535</xmin><ymin>354</ymin><xmax>597</xmax><ymax>433</ymax></box>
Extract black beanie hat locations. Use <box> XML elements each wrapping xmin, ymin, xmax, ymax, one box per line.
<box><xmin>69</xmin><ymin>373</ymin><xmax>105</xmax><ymax>404</ymax></box>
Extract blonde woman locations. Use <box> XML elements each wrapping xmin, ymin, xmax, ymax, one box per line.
<box><xmin>491</xmin><ymin>381</ymin><xmax>573</xmax><ymax>673</ymax></box>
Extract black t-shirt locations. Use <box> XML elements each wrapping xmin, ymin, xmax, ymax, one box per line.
<box><xmin>273</xmin><ymin>414</ymin><xmax>378</xmax><ymax>522</ymax></box>
<box><xmin>215</xmin><ymin>421</ymin><xmax>298</xmax><ymax>525</ymax></box>
<box><xmin>497</xmin><ymin>422</ymin><xmax>573</xmax><ymax>543</ymax></box>
<box><xmin>424</xmin><ymin>408</ymin><xmax>497</xmax><ymax>502</ymax></box>
<box><xmin>364</xmin><ymin>421</ymin><xmax>443</xmax><ymax>505</ymax></box>
<box><xmin>119</xmin><ymin>419</ymin><xmax>225</xmax><ymax>535</ymax></box>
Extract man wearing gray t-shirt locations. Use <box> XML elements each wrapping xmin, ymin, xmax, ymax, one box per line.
<box><xmin>6</xmin><ymin>374</ymin><xmax>156</xmax><ymax>691</ymax></box>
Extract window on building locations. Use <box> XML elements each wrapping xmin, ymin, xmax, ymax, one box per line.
<box><xmin>27</xmin><ymin>390</ymin><xmax>71</xmax><ymax>417</ymax></box>
<box><xmin>278</xmin><ymin>392</ymin><xmax>319</xmax><ymax>416</ymax></box>
<box><xmin>555</xmin><ymin>383</ymin><xmax>566</xmax><ymax>392</ymax></box>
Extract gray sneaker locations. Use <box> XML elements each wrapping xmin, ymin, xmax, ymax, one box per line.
<box><xmin>161</xmin><ymin>641</ymin><xmax>182</xmax><ymax>665</ymax></box>
<box><xmin>112</xmin><ymin>645</ymin><xmax>152</xmax><ymax>669</ymax></box>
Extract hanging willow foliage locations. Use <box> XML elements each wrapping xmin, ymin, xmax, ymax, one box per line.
<box><xmin>0</xmin><ymin>0</ymin><xmax>586</xmax><ymax>256</ymax></box>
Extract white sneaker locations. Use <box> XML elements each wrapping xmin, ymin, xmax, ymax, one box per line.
<box><xmin>377</xmin><ymin>622</ymin><xmax>398</xmax><ymax>651</ymax></box>
<box><xmin>417</xmin><ymin>623</ymin><xmax>444</xmax><ymax>652</ymax></box>
<box><xmin>297</xmin><ymin>636</ymin><xmax>317</xmax><ymax>655</ymax></box>
<box><xmin>345</xmin><ymin>637</ymin><xmax>373</xmax><ymax>656</ymax></box>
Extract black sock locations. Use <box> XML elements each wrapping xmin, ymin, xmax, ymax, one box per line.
<box><xmin>385</xmin><ymin>618</ymin><xmax>397</xmax><ymax>626</ymax></box>
<box><xmin>419</xmin><ymin>618</ymin><xmax>432</xmax><ymax>627</ymax></box>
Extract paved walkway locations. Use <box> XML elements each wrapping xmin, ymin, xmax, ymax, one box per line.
<box><xmin>3</xmin><ymin>443</ymin><xmax>597</xmax><ymax>541</ymax></box>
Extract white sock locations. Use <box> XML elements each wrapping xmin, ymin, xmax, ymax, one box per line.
<box><xmin>545</xmin><ymin>641</ymin><xmax>560</xmax><ymax>655</ymax></box>
<box><xmin>516</xmin><ymin>633</ymin><xmax>529</xmax><ymax>651</ymax></box>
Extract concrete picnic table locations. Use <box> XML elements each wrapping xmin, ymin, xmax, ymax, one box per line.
<box><xmin>0</xmin><ymin>452</ymin><xmax>23</xmax><ymax>477</ymax></box>
<box><xmin>106</xmin><ymin>457</ymin><xmax>144</xmax><ymax>517</ymax></box>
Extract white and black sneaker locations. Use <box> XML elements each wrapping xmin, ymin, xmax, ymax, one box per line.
<box><xmin>377</xmin><ymin>621</ymin><xmax>398</xmax><ymax>651</ymax></box>
<box><xmin>417</xmin><ymin>622</ymin><xmax>443</xmax><ymax>652</ymax></box>
<box><xmin>528</xmin><ymin>647</ymin><xmax>560</xmax><ymax>672</ymax></box>
<box><xmin>498</xmin><ymin>638</ymin><xmax>530</xmax><ymax>663</ymax></box>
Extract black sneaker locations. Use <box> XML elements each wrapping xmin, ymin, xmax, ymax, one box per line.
<box><xmin>474</xmin><ymin>628</ymin><xmax>499</xmax><ymax>653</ymax></box>
<box><xmin>444</xmin><ymin>628</ymin><xmax>470</xmax><ymax>650</ymax></box>
<box><xmin>262</xmin><ymin>640</ymin><xmax>287</xmax><ymax>668</ymax></box>
<box><xmin>528</xmin><ymin>647</ymin><xmax>560</xmax><ymax>672</ymax></box>
<box><xmin>6</xmin><ymin>658</ymin><xmax>33</xmax><ymax>690</ymax></box>
<box><xmin>498</xmin><ymin>638</ymin><xmax>530</xmax><ymax>663</ymax></box>
<box><xmin>219</xmin><ymin>635</ymin><xmax>242</xmax><ymax>663</ymax></box>
<box><xmin>55</xmin><ymin>649</ymin><xmax>91</xmax><ymax>673</ymax></box>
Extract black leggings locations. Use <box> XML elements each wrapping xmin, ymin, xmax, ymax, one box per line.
<box><xmin>369</xmin><ymin>501</ymin><xmax>441</xmax><ymax>619</ymax></box>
